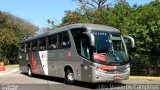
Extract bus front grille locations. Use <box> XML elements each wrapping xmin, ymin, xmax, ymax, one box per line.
<box><xmin>104</xmin><ymin>70</ymin><xmax>126</xmax><ymax>74</ymax></box>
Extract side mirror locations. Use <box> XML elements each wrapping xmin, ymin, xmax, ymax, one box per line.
<box><xmin>83</xmin><ymin>32</ymin><xmax>95</xmax><ymax>46</ymax></box>
<box><xmin>123</xmin><ymin>35</ymin><xmax>135</xmax><ymax>48</ymax></box>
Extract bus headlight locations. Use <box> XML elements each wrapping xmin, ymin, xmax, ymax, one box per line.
<box><xmin>126</xmin><ymin>64</ymin><xmax>130</xmax><ymax>68</ymax></box>
<box><xmin>96</xmin><ymin>66</ymin><xmax>107</xmax><ymax>73</ymax></box>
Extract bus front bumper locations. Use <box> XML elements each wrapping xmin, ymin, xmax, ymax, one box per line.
<box><xmin>91</xmin><ymin>68</ymin><xmax>130</xmax><ymax>83</ymax></box>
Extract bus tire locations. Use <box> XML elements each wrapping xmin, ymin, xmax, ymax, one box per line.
<box><xmin>65</xmin><ymin>69</ymin><xmax>74</xmax><ymax>84</ymax></box>
<box><xmin>28</xmin><ymin>66</ymin><xmax>32</xmax><ymax>77</ymax></box>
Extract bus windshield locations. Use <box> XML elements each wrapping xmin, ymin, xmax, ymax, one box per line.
<box><xmin>92</xmin><ymin>31</ymin><xmax>129</xmax><ymax>65</ymax></box>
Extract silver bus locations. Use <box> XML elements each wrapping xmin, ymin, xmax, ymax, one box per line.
<box><xmin>19</xmin><ymin>24</ymin><xmax>135</xmax><ymax>84</ymax></box>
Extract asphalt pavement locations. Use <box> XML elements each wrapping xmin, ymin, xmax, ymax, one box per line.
<box><xmin>0</xmin><ymin>65</ymin><xmax>160</xmax><ymax>90</ymax></box>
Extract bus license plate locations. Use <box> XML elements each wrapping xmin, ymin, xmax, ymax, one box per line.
<box><xmin>113</xmin><ymin>76</ymin><xmax>121</xmax><ymax>80</ymax></box>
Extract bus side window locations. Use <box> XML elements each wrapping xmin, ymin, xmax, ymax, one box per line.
<box><xmin>26</xmin><ymin>42</ymin><xmax>31</xmax><ymax>52</ymax></box>
<box><xmin>58</xmin><ymin>31</ymin><xmax>71</xmax><ymax>49</ymax></box>
<box><xmin>71</xmin><ymin>28</ymin><xmax>91</xmax><ymax>60</ymax></box>
<box><xmin>39</xmin><ymin>38</ymin><xmax>47</xmax><ymax>51</ymax></box>
<box><xmin>80</xmin><ymin>35</ymin><xmax>90</xmax><ymax>59</ymax></box>
<box><xmin>48</xmin><ymin>34</ymin><xmax>57</xmax><ymax>50</ymax></box>
<box><xmin>20</xmin><ymin>44</ymin><xmax>25</xmax><ymax>53</ymax></box>
<box><xmin>32</xmin><ymin>40</ymin><xmax>38</xmax><ymax>52</ymax></box>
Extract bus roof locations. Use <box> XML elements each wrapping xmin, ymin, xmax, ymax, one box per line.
<box><xmin>22</xmin><ymin>23</ymin><xmax>120</xmax><ymax>43</ymax></box>
<box><xmin>48</xmin><ymin>23</ymin><xmax>120</xmax><ymax>35</ymax></box>
<box><xmin>22</xmin><ymin>32</ymin><xmax>48</xmax><ymax>43</ymax></box>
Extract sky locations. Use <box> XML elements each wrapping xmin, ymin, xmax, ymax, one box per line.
<box><xmin>0</xmin><ymin>0</ymin><xmax>151</xmax><ymax>28</ymax></box>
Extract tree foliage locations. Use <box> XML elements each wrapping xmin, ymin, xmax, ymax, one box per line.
<box><xmin>72</xmin><ymin>0</ymin><xmax>126</xmax><ymax>10</ymax></box>
<box><xmin>72</xmin><ymin>0</ymin><xmax>108</xmax><ymax>9</ymax></box>
<box><xmin>60</xmin><ymin>0</ymin><xmax>160</xmax><ymax>57</ymax></box>
<box><xmin>0</xmin><ymin>11</ymin><xmax>38</xmax><ymax>64</ymax></box>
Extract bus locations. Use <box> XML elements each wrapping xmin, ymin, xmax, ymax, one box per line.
<box><xmin>19</xmin><ymin>24</ymin><xmax>135</xmax><ymax>84</ymax></box>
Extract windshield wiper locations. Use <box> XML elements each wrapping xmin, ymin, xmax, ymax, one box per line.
<box><xmin>117</xmin><ymin>51</ymin><xmax>127</xmax><ymax>64</ymax></box>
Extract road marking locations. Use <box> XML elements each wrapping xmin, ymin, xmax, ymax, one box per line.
<box><xmin>0</xmin><ymin>68</ymin><xmax>19</xmax><ymax>77</ymax></box>
<box><xmin>130</xmin><ymin>76</ymin><xmax>160</xmax><ymax>80</ymax></box>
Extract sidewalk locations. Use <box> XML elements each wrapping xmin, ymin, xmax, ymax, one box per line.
<box><xmin>0</xmin><ymin>65</ymin><xmax>19</xmax><ymax>77</ymax></box>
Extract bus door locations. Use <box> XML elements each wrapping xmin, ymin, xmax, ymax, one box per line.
<box><xmin>80</xmin><ymin>35</ymin><xmax>93</xmax><ymax>82</ymax></box>
<box><xmin>71</xmin><ymin>29</ymin><xmax>93</xmax><ymax>82</ymax></box>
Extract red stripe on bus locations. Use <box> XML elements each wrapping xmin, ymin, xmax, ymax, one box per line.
<box><xmin>31</xmin><ymin>53</ymin><xmax>38</xmax><ymax>73</ymax></box>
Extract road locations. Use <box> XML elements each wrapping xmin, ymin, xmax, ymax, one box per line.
<box><xmin>0</xmin><ymin>65</ymin><xmax>160</xmax><ymax>90</ymax></box>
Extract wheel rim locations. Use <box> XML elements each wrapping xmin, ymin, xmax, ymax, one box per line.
<box><xmin>67</xmin><ymin>73</ymin><xmax>74</xmax><ymax>81</ymax></box>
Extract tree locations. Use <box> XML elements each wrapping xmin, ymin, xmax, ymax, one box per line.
<box><xmin>0</xmin><ymin>11</ymin><xmax>38</xmax><ymax>64</ymax></box>
<box><xmin>61</xmin><ymin>0</ymin><xmax>160</xmax><ymax>56</ymax></box>
<box><xmin>72</xmin><ymin>0</ymin><xmax>108</xmax><ymax>9</ymax></box>
<box><xmin>62</xmin><ymin>10</ymin><xmax>90</xmax><ymax>25</ymax></box>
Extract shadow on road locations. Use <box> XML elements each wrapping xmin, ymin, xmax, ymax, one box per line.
<box><xmin>22</xmin><ymin>73</ymin><xmax>126</xmax><ymax>89</ymax></box>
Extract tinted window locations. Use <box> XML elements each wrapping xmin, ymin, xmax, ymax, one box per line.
<box><xmin>20</xmin><ymin>43</ymin><xmax>25</xmax><ymax>53</ymax></box>
<box><xmin>32</xmin><ymin>40</ymin><xmax>38</xmax><ymax>51</ymax></box>
<box><xmin>39</xmin><ymin>38</ymin><xmax>47</xmax><ymax>51</ymax></box>
<box><xmin>26</xmin><ymin>42</ymin><xmax>31</xmax><ymax>52</ymax></box>
<box><xmin>58</xmin><ymin>31</ymin><xmax>71</xmax><ymax>48</ymax></box>
<box><xmin>48</xmin><ymin>34</ymin><xmax>58</xmax><ymax>50</ymax></box>
<box><xmin>71</xmin><ymin>29</ymin><xmax>91</xmax><ymax>60</ymax></box>
<box><xmin>92</xmin><ymin>31</ymin><xmax>110</xmax><ymax>54</ymax></box>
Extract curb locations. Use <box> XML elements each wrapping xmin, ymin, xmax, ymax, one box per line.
<box><xmin>129</xmin><ymin>76</ymin><xmax>160</xmax><ymax>80</ymax></box>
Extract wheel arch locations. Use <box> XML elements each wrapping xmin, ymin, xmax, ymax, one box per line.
<box><xmin>64</xmin><ymin>65</ymin><xmax>74</xmax><ymax>73</ymax></box>
<box><xmin>27</xmin><ymin>63</ymin><xmax>31</xmax><ymax>68</ymax></box>
<box><xmin>64</xmin><ymin>64</ymin><xmax>75</xmax><ymax>78</ymax></box>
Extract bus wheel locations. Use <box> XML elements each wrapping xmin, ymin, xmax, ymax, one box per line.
<box><xmin>65</xmin><ymin>69</ymin><xmax>74</xmax><ymax>84</ymax></box>
<box><xmin>28</xmin><ymin>66</ymin><xmax>32</xmax><ymax>77</ymax></box>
